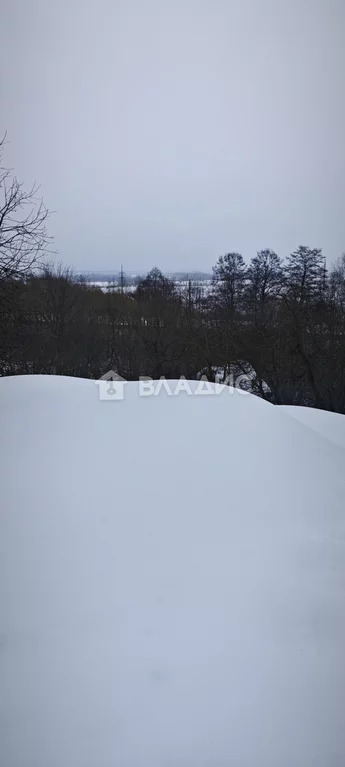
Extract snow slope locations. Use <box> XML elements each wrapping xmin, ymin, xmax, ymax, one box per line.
<box><xmin>1</xmin><ymin>376</ymin><xmax>345</xmax><ymax>767</ymax></box>
<box><xmin>279</xmin><ymin>404</ymin><xmax>345</xmax><ymax>450</ymax></box>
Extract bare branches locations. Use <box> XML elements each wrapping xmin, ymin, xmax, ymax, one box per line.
<box><xmin>0</xmin><ymin>135</ymin><xmax>53</xmax><ymax>280</ymax></box>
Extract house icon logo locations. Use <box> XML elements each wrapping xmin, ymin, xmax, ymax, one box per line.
<box><xmin>96</xmin><ymin>371</ymin><xmax>127</xmax><ymax>400</ymax></box>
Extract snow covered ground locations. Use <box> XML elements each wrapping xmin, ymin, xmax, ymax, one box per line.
<box><xmin>1</xmin><ymin>375</ymin><xmax>345</xmax><ymax>767</ymax></box>
<box><xmin>279</xmin><ymin>404</ymin><xmax>345</xmax><ymax>450</ymax></box>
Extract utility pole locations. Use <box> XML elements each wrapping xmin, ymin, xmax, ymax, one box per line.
<box><xmin>187</xmin><ymin>278</ymin><xmax>192</xmax><ymax>312</ymax></box>
<box><xmin>120</xmin><ymin>264</ymin><xmax>124</xmax><ymax>295</ymax></box>
<box><xmin>109</xmin><ymin>275</ymin><xmax>116</xmax><ymax>293</ymax></box>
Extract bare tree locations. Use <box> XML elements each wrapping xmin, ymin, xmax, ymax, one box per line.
<box><xmin>284</xmin><ymin>245</ymin><xmax>326</xmax><ymax>303</ymax></box>
<box><xmin>0</xmin><ymin>134</ymin><xmax>52</xmax><ymax>280</ymax></box>
<box><xmin>135</xmin><ymin>267</ymin><xmax>176</xmax><ymax>301</ymax></box>
<box><xmin>212</xmin><ymin>252</ymin><xmax>247</xmax><ymax>318</ymax></box>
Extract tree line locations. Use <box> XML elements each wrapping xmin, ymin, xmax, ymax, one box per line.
<box><xmin>1</xmin><ymin>136</ymin><xmax>345</xmax><ymax>412</ymax></box>
<box><xmin>1</xmin><ymin>252</ymin><xmax>345</xmax><ymax>412</ymax></box>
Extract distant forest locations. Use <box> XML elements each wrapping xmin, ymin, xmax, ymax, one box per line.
<box><xmin>1</xmin><ymin>138</ymin><xmax>345</xmax><ymax>412</ymax></box>
<box><xmin>1</xmin><ymin>250</ymin><xmax>345</xmax><ymax>413</ymax></box>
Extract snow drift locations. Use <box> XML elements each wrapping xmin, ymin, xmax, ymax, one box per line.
<box><xmin>1</xmin><ymin>375</ymin><xmax>345</xmax><ymax>767</ymax></box>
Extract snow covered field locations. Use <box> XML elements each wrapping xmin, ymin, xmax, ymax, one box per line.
<box><xmin>1</xmin><ymin>375</ymin><xmax>345</xmax><ymax>767</ymax></box>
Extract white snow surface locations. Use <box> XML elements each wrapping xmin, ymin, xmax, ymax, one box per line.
<box><xmin>279</xmin><ymin>404</ymin><xmax>345</xmax><ymax>450</ymax></box>
<box><xmin>1</xmin><ymin>375</ymin><xmax>345</xmax><ymax>767</ymax></box>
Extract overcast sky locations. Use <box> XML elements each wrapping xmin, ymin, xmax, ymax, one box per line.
<box><xmin>1</xmin><ymin>0</ymin><xmax>345</xmax><ymax>273</ymax></box>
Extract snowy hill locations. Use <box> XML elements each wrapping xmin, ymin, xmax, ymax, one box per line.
<box><xmin>1</xmin><ymin>376</ymin><xmax>345</xmax><ymax>767</ymax></box>
<box><xmin>279</xmin><ymin>404</ymin><xmax>345</xmax><ymax>450</ymax></box>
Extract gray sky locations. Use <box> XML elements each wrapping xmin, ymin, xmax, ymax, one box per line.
<box><xmin>1</xmin><ymin>0</ymin><xmax>345</xmax><ymax>272</ymax></box>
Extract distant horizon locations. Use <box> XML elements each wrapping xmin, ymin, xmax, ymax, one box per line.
<box><xmin>76</xmin><ymin>267</ymin><xmax>213</xmax><ymax>276</ymax></box>
<box><xmin>68</xmin><ymin>242</ymin><xmax>344</xmax><ymax>278</ymax></box>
